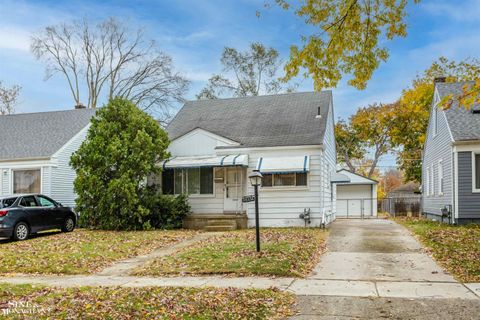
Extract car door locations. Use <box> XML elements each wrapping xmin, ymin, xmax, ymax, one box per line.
<box><xmin>36</xmin><ymin>195</ymin><xmax>63</xmax><ymax>228</ymax></box>
<box><xmin>19</xmin><ymin>195</ymin><xmax>45</xmax><ymax>231</ymax></box>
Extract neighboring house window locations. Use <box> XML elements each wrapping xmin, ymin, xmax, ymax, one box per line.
<box><xmin>430</xmin><ymin>165</ymin><xmax>435</xmax><ymax>196</ymax></box>
<box><xmin>425</xmin><ymin>168</ymin><xmax>429</xmax><ymax>196</ymax></box>
<box><xmin>438</xmin><ymin>160</ymin><xmax>444</xmax><ymax>196</ymax></box>
<box><xmin>433</xmin><ymin>106</ymin><xmax>438</xmax><ymax>136</ymax></box>
<box><xmin>163</xmin><ymin>168</ymin><xmax>214</xmax><ymax>195</ymax></box>
<box><xmin>13</xmin><ymin>169</ymin><xmax>41</xmax><ymax>194</ymax></box>
<box><xmin>474</xmin><ymin>153</ymin><xmax>480</xmax><ymax>192</ymax></box>
<box><xmin>261</xmin><ymin>172</ymin><xmax>307</xmax><ymax>187</ymax></box>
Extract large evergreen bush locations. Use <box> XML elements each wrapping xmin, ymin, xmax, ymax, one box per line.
<box><xmin>71</xmin><ymin>98</ymin><xmax>172</xmax><ymax>230</ymax></box>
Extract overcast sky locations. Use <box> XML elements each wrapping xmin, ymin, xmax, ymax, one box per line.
<box><xmin>1</xmin><ymin>0</ymin><xmax>480</xmax><ymax>167</ymax></box>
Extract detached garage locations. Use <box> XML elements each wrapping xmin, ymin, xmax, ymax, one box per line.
<box><xmin>334</xmin><ymin>169</ymin><xmax>378</xmax><ymax>218</ymax></box>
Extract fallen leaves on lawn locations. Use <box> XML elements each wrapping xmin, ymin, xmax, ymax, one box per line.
<box><xmin>0</xmin><ymin>284</ymin><xmax>296</xmax><ymax>320</ymax></box>
<box><xmin>0</xmin><ymin>229</ymin><xmax>197</xmax><ymax>275</ymax></box>
<box><xmin>134</xmin><ymin>228</ymin><xmax>328</xmax><ymax>278</ymax></box>
<box><xmin>396</xmin><ymin>218</ymin><xmax>480</xmax><ymax>282</ymax></box>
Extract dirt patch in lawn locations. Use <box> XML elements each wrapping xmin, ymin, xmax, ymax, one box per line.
<box><xmin>0</xmin><ymin>283</ymin><xmax>295</xmax><ymax>319</ymax></box>
<box><xmin>0</xmin><ymin>229</ymin><xmax>196</xmax><ymax>275</ymax></box>
<box><xmin>134</xmin><ymin>228</ymin><xmax>328</xmax><ymax>278</ymax></box>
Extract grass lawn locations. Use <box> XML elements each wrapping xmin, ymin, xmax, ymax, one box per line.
<box><xmin>0</xmin><ymin>229</ymin><xmax>196</xmax><ymax>275</ymax></box>
<box><xmin>134</xmin><ymin>228</ymin><xmax>328</xmax><ymax>277</ymax></box>
<box><xmin>0</xmin><ymin>283</ymin><xmax>295</xmax><ymax>319</ymax></box>
<box><xmin>396</xmin><ymin>217</ymin><xmax>480</xmax><ymax>282</ymax></box>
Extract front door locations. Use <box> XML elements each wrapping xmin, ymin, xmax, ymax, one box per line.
<box><xmin>224</xmin><ymin>167</ymin><xmax>243</xmax><ymax>213</ymax></box>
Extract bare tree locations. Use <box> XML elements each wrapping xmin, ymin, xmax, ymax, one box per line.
<box><xmin>0</xmin><ymin>81</ymin><xmax>21</xmax><ymax>115</ymax></box>
<box><xmin>31</xmin><ymin>18</ymin><xmax>189</xmax><ymax>121</ymax></box>
<box><xmin>197</xmin><ymin>42</ymin><xmax>296</xmax><ymax>100</ymax></box>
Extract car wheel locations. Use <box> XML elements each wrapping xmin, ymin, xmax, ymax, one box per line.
<box><xmin>13</xmin><ymin>222</ymin><xmax>30</xmax><ymax>241</ymax></box>
<box><xmin>61</xmin><ymin>216</ymin><xmax>75</xmax><ymax>232</ymax></box>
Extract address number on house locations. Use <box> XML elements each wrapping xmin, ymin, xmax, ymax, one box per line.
<box><xmin>242</xmin><ymin>195</ymin><xmax>256</xmax><ymax>203</ymax></box>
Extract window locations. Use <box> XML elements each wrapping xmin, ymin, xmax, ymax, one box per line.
<box><xmin>438</xmin><ymin>160</ymin><xmax>444</xmax><ymax>196</ymax></box>
<box><xmin>20</xmin><ymin>196</ymin><xmax>39</xmax><ymax>207</ymax></box>
<box><xmin>474</xmin><ymin>153</ymin><xmax>480</xmax><ymax>192</ymax></box>
<box><xmin>164</xmin><ymin>168</ymin><xmax>214</xmax><ymax>195</ymax></box>
<box><xmin>0</xmin><ymin>197</ymin><xmax>17</xmax><ymax>208</ymax></box>
<box><xmin>425</xmin><ymin>168</ymin><xmax>429</xmax><ymax>196</ymax></box>
<box><xmin>13</xmin><ymin>169</ymin><xmax>41</xmax><ymax>194</ymax></box>
<box><xmin>433</xmin><ymin>106</ymin><xmax>438</xmax><ymax>136</ymax></box>
<box><xmin>37</xmin><ymin>195</ymin><xmax>56</xmax><ymax>207</ymax></box>
<box><xmin>261</xmin><ymin>172</ymin><xmax>307</xmax><ymax>188</ymax></box>
<box><xmin>430</xmin><ymin>165</ymin><xmax>434</xmax><ymax>196</ymax></box>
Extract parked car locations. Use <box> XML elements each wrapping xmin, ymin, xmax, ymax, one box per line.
<box><xmin>0</xmin><ymin>194</ymin><xmax>77</xmax><ymax>241</ymax></box>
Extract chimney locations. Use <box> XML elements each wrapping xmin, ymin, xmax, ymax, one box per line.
<box><xmin>75</xmin><ymin>103</ymin><xmax>86</xmax><ymax>109</ymax></box>
<box><xmin>434</xmin><ymin>76</ymin><xmax>446</xmax><ymax>84</ymax></box>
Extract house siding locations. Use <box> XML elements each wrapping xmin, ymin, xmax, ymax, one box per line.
<box><xmin>321</xmin><ymin>99</ymin><xmax>337</xmax><ymax>223</ymax></box>
<box><xmin>50</xmin><ymin>125</ymin><xmax>90</xmax><ymax>207</ymax></box>
<box><xmin>457</xmin><ymin>151</ymin><xmax>480</xmax><ymax>220</ymax></box>
<box><xmin>422</xmin><ymin>93</ymin><xmax>454</xmax><ymax>218</ymax></box>
<box><xmin>245</xmin><ymin>147</ymin><xmax>324</xmax><ymax>227</ymax></box>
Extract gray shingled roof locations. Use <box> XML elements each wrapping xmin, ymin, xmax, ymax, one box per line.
<box><xmin>0</xmin><ymin>109</ymin><xmax>96</xmax><ymax>161</ymax></box>
<box><xmin>437</xmin><ymin>82</ymin><xmax>480</xmax><ymax>141</ymax></box>
<box><xmin>166</xmin><ymin>91</ymin><xmax>332</xmax><ymax>148</ymax></box>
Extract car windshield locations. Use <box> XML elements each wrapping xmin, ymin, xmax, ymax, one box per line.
<box><xmin>0</xmin><ymin>198</ymin><xmax>17</xmax><ymax>208</ymax></box>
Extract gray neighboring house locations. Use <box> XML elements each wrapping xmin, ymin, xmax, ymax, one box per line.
<box><xmin>422</xmin><ymin>80</ymin><xmax>480</xmax><ymax>224</ymax></box>
<box><xmin>0</xmin><ymin>108</ymin><xmax>96</xmax><ymax>207</ymax></box>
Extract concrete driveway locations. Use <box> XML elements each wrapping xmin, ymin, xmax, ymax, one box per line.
<box><xmin>290</xmin><ymin>219</ymin><xmax>480</xmax><ymax>319</ymax></box>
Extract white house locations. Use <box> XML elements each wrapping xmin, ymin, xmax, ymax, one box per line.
<box><xmin>162</xmin><ymin>92</ymin><xmax>337</xmax><ymax>229</ymax></box>
<box><xmin>0</xmin><ymin>109</ymin><xmax>95</xmax><ymax>207</ymax></box>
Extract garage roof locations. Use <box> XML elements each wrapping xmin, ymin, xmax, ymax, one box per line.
<box><xmin>335</xmin><ymin>169</ymin><xmax>378</xmax><ymax>185</ymax></box>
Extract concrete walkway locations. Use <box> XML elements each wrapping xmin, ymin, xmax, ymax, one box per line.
<box><xmin>291</xmin><ymin>219</ymin><xmax>480</xmax><ymax>319</ymax></box>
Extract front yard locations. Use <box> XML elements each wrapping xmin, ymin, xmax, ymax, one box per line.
<box><xmin>396</xmin><ymin>218</ymin><xmax>480</xmax><ymax>282</ymax></box>
<box><xmin>0</xmin><ymin>229</ymin><xmax>196</xmax><ymax>275</ymax></box>
<box><xmin>134</xmin><ymin>228</ymin><xmax>328</xmax><ymax>277</ymax></box>
<box><xmin>0</xmin><ymin>283</ymin><xmax>295</xmax><ymax>319</ymax></box>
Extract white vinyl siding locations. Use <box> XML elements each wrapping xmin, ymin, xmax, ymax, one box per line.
<box><xmin>49</xmin><ymin>125</ymin><xmax>89</xmax><ymax>207</ymax></box>
<box><xmin>246</xmin><ymin>147</ymin><xmax>323</xmax><ymax>227</ymax></box>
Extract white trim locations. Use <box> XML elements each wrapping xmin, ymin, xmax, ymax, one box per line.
<box><xmin>51</xmin><ymin>123</ymin><xmax>91</xmax><ymax>158</ymax></box>
<box><xmin>453</xmin><ymin>144</ymin><xmax>480</xmax><ymax>153</ymax></box>
<box><xmin>217</xmin><ymin>144</ymin><xmax>323</xmax><ymax>153</ymax></box>
<box><xmin>454</xmin><ymin>151</ymin><xmax>459</xmax><ymax>219</ymax></box>
<box><xmin>472</xmin><ymin>152</ymin><xmax>480</xmax><ymax>193</ymax></box>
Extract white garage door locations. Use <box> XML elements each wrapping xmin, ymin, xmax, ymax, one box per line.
<box><xmin>336</xmin><ymin>184</ymin><xmax>375</xmax><ymax>217</ymax></box>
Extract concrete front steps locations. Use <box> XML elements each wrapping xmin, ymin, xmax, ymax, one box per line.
<box><xmin>183</xmin><ymin>214</ymin><xmax>248</xmax><ymax>231</ymax></box>
<box><xmin>204</xmin><ymin>219</ymin><xmax>237</xmax><ymax>232</ymax></box>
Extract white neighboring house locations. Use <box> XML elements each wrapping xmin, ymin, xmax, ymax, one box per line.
<box><xmin>161</xmin><ymin>92</ymin><xmax>337</xmax><ymax>229</ymax></box>
<box><xmin>0</xmin><ymin>109</ymin><xmax>95</xmax><ymax>207</ymax></box>
<box><xmin>333</xmin><ymin>169</ymin><xmax>378</xmax><ymax>218</ymax></box>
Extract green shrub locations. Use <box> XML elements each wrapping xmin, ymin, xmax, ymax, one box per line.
<box><xmin>71</xmin><ymin>98</ymin><xmax>170</xmax><ymax>230</ymax></box>
<box><xmin>145</xmin><ymin>193</ymin><xmax>191</xmax><ymax>229</ymax></box>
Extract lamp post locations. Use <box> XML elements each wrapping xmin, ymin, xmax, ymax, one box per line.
<box><xmin>248</xmin><ymin>170</ymin><xmax>263</xmax><ymax>252</ymax></box>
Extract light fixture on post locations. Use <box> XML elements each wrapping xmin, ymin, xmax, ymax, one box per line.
<box><xmin>248</xmin><ymin>170</ymin><xmax>263</xmax><ymax>252</ymax></box>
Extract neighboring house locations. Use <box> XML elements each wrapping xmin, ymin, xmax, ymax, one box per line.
<box><xmin>162</xmin><ymin>92</ymin><xmax>337</xmax><ymax>229</ymax></box>
<box><xmin>387</xmin><ymin>182</ymin><xmax>421</xmax><ymax>198</ymax></box>
<box><xmin>0</xmin><ymin>108</ymin><xmax>95</xmax><ymax>207</ymax></box>
<box><xmin>422</xmin><ymin>80</ymin><xmax>480</xmax><ymax>224</ymax></box>
<box><xmin>333</xmin><ymin>169</ymin><xmax>378</xmax><ymax>218</ymax></box>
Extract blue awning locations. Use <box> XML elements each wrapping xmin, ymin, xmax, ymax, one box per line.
<box><xmin>255</xmin><ymin>156</ymin><xmax>310</xmax><ymax>174</ymax></box>
<box><xmin>162</xmin><ymin>154</ymin><xmax>248</xmax><ymax>169</ymax></box>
